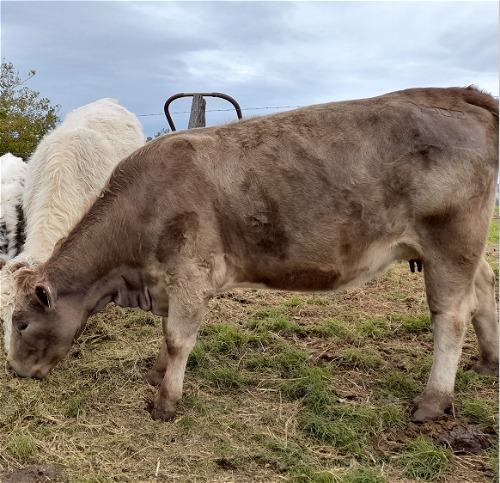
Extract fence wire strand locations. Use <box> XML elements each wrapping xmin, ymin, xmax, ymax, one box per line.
<box><xmin>137</xmin><ymin>105</ymin><xmax>301</xmax><ymax>117</ymax></box>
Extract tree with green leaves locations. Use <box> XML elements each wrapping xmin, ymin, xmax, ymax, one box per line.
<box><xmin>0</xmin><ymin>61</ymin><xmax>60</xmax><ymax>159</ymax></box>
<box><xmin>146</xmin><ymin>127</ymin><xmax>170</xmax><ymax>142</ymax></box>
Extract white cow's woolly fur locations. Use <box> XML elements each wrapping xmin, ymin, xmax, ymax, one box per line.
<box><xmin>0</xmin><ymin>153</ymin><xmax>27</xmax><ymax>262</ymax></box>
<box><xmin>1</xmin><ymin>98</ymin><xmax>145</xmax><ymax>352</ymax></box>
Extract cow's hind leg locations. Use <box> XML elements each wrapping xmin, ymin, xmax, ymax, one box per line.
<box><xmin>412</xmin><ymin>261</ymin><xmax>478</xmax><ymax>422</ymax></box>
<box><xmin>471</xmin><ymin>258</ymin><xmax>499</xmax><ymax>376</ymax></box>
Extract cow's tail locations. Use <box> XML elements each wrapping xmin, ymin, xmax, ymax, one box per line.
<box><xmin>462</xmin><ymin>85</ymin><xmax>499</xmax><ymax>119</ymax></box>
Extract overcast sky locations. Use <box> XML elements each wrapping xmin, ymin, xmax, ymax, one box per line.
<box><xmin>1</xmin><ymin>1</ymin><xmax>498</xmax><ymax>139</ymax></box>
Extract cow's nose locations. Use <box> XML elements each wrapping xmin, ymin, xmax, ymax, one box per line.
<box><xmin>6</xmin><ymin>359</ymin><xmax>36</xmax><ymax>378</ymax></box>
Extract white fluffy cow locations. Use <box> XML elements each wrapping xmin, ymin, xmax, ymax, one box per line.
<box><xmin>0</xmin><ymin>153</ymin><xmax>28</xmax><ymax>263</ymax></box>
<box><xmin>1</xmin><ymin>98</ymin><xmax>145</xmax><ymax>352</ymax></box>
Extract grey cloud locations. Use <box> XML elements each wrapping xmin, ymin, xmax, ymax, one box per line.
<box><xmin>1</xmin><ymin>1</ymin><xmax>497</xmax><ymax>137</ymax></box>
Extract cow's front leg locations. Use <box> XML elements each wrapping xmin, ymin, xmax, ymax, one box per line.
<box><xmin>149</xmin><ymin>289</ymin><xmax>209</xmax><ymax>421</ymax></box>
<box><xmin>144</xmin><ymin>336</ymin><xmax>168</xmax><ymax>386</ymax></box>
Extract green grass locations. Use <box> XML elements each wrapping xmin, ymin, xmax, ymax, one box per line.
<box><xmin>487</xmin><ymin>444</ymin><xmax>499</xmax><ymax>481</ymax></box>
<box><xmin>203</xmin><ymin>367</ymin><xmax>252</xmax><ymax>389</ymax></box>
<box><xmin>397</xmin><ymin>437</ymin><xmax>452</xmax><ymax>480</ymax></box>
<box><xmin>490</xmin><ymin>261</ymin><xmax>499</xmax><ymax>279</ymax></box>
<box><xmin>487</xmin><ymin>216</ymin><xmax>499</xmax><ymax>245</ymax></box>
<box><xmin>65</xmin><ymin>395</ymin><xmax>88</xmax><ymax>418</ymax></box>
<box><xmin>186</xmin><ymin>344</ymin><xmax>206</xmax><ymax>369</ymax></box>
<box><xmin>6</xmin><ymin>433</ymin><xmax>37</xmax><ymax>462</ymax></box>
<box><xmin>284</xmin><ymin>295</ymin><xmax>305</xmax><ymax>308</ymax></box>
<box><xmin>458</xmin><ymin>400</ymin><xmax>496</xmax><ymax>426</ymax></box>
<box><xmin>298</xmin><ymin>402</ymin><xmax>408</xmax><ymax>458</ymax></box>
<box><xmin>359</xmin><ymin>317</ymin><xmax>391</xmax><ymax>338</ymax></box>
<box><xmin>200</xmin><ymin>323</ymin><xmax>257</xmax><ymax>353</ymax></box>
<box><xmin>244</xmin><ymin>347</ymin><xmax>310</xmax><ymax>373</ymax></box>
<box><xmin>380</xmin><ymin>371</ymin><xmax>422</xmax><ymax>399</ymax></box>
<box><xmin>323</xmin><ymin>318</ymin><xmax>359</xmax><ymax>341</ymax></box>
<box><xmin>251</xmin><ymin>434</ymin><xmax>306</xmax><ymax>472</ymax></box>
<box><xmin>308</xmin><ymin>297</ymin><xmax>331</xmax><ymax>306</ymax></box>
<box><xmin>280</xmin><ymin>365</ymin><xmax>334</xmax><ymax>412</ymax></box>
<box><xmin>299</xmin><ymin>411</ymin><xmax>365</xmax><ymax>454</ymax></box>
<box><xmin>244</xmin><ymin>344</ymin><xmax>336</xmax><ymax>412</ymax></box>
<box><xmin>376</xmin><ymin>405</ymin><xmax>409</xmax><ymax>428</ymax></box>
<box><xmin>343</xmin><ymin>467</ymin><xmax>386</xmax><ymax>483</ymax></box>
<box><xmin>454</xmin><ymin>368</ymin><xmax>496</xmax><ymax>392</ymax></box>
<box><xmin>252</xmin><ymin>311</ymin><xmax>368</xmax><ymax>341</ymax></box>
<box><xmin>394</xmin><ymin>313</ymin><xmax>430</xmax><ymax>333</ymax></box>
<box><xmin>339</xmin><ymin>348</ymin><xmax>383</xmax><ymax>369</ymax></box>
<box><xmin>288</xmin><ymin>467</ymin><xmax>341</xmax><ymax>483</ymax></box>
<box><xmin>246</xmin><ymin>308</ymin><xmax>301</xmax><ymax>333</ymax></box>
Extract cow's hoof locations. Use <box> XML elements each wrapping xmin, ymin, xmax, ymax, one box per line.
<box><xmin>472</xmin><ymin>360</ymin><xmax>499</xmax><ymax>377</ymax></box>
<box><xmin>411</xmin><ymin>393</ymin><xmax>451</xmax><ymax>423</ymax></box>
<box><xmin>412</xmin><ymin>405</ymin><xmax>445</xmax><ymax>423</ymax></box>
<box><xmin>144</xmin><ymin>369</ymin><xmax>165</xmax><ymax>386</ymax></box>
<box><xmin>149</xmin><ymin>400</ymin><xmax>177</xmax><ymax>421</ymax></box>
<box><xmin>150</xmin><ymin>407</ymin><xmax>176</xmax><ymax>421</ymax></box>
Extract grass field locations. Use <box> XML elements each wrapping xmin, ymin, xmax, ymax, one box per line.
<box><xmin>0</xmin><ymin>220</ymin><xmax>498</xmax><ymax>482</ymax></box>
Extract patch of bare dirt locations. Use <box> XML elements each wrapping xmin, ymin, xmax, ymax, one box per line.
<box><xmin>0</xmin><ymin>464</ymin><xmax>65</xmax><ymax>483</ymax></box>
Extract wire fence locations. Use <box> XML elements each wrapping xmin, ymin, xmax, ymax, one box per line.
<box><xmin>136</xmin><ymin>105</ymin><xmax>301</xmax><ymax>118</ymax></box>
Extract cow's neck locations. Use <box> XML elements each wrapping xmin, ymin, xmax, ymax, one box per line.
<box><xmin>46</xmin><ymin>195</ymin><xmax>160</xmax><ymax>315</ymax></box>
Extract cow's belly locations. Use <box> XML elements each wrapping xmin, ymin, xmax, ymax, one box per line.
<box><xmin>219</xmin><ymin>242</ymin><xmax>413</xmax><ymax>293</ymax></box>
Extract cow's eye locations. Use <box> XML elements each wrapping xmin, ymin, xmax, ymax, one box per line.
<box><xmin>16</xmin><ymin>321</ymin><xmax>28</xmax><ymax>332</ymax></box>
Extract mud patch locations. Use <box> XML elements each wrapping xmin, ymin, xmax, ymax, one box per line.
<box><xmin>439</xmin><ymin>426</ymin><xmax>494</xmax><ymax>453</ymax></box>
<box><xmin>0</xmin><ymin>464</ymin><xmax>66</xmax><ymax>483</ymax></box>
<box><xmin>375</xmin><ymin>419</ymin><xmax>495</xmax><ymax>455</ymax></box>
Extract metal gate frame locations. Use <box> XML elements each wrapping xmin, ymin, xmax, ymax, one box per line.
<box><xmin>163</xmin><ymin>92</ymin><xmax>243</xmax><ymax>131</ymax></box>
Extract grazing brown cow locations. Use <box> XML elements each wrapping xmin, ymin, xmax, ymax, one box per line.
<box><xmin>6</xmin><ymin>87</ymin><xmax>499</xmax><ymax>422</ymax></box>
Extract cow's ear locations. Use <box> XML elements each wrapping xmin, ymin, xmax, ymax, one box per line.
<box><xmin>35</xmin><ymin>284</ymin><xmax>54</xmax><ymax>310</ymax></box>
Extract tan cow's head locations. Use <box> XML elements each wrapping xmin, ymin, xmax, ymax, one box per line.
<box><xmin>7</xmin><ymin>268</ymin><xmax>87</xmax><ymax>379</ymax></box>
